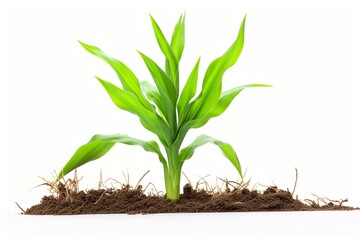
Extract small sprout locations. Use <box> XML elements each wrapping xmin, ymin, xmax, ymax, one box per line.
<box><xmin>57</xmin><ymin>14</ymin><xmax>270</xmax><ymax>202</ymax></box>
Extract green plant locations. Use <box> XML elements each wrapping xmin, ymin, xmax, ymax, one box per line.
<box><xmin>57</xmin><ymin>14</ymin><xmax>270</xmax><ymax>202</ymax></box>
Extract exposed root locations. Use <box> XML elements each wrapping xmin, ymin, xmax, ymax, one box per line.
<box><xmin>324</xmin><ymin>198</ymin><xmax>349</xmax><ymax>207</ymax></box>
<box><xmin>59</xmin><ymin>170</ymin><xmax>81</xmax><ymax>202</ymax></box>
<box><xmin>70</xmin><ymin>169</ymin><xmax>79</xmax><ymax>193</ymax></box>
<box><xmin>98</xmin><ymin>168</ymin><xmax>104</xmax><ymax>190</ymax></box>
<box><xmin>182</xmin><ymin>171</ymin><xmax>191</xmax><ymax>185</ymax></box>
<box><xmin>105</xmin><ymin>178</ymin><xmax>123</xmax><ymax>189</ymax></box>
<box><xmin>35</xmin><ymin>176</ymin><xmax>59</xmax><ymax>198</ymax></box>
<box><xmin>94</xmin><ymin>190</ymin><xmax>108</xmax><ymax>205</ymax></box>
<box><xmin>15</xmin><ymin>202</ymin><xmax>25</xmax><ymax>214</ymax></box>
<box><xmin>122</xmin><ymin>170</ymin><xmax>130</xmax><ymax>186</ymax></box>
<box><xmin>291</xmin><ymin>168</ymin><xmax>298</xmax><ymax>196</ymax></box>
<box><xmin>304</xmin><ymin>198</ymin><xmax>317</xmax><ymax>207</ymax></box>
<box><xmin>194</xmin><ymin>174</ymin><xmax>212</xmax><ymax>192</ymax></box>
<box><xmin>33</xmin><ymin>170</ymin><xmax>82</xmax><ymax>203</ymax></box>
<box><xmin>143</xmin><ymin>182</ymin><xmax>162</xmax><ymax>197</ymax></box>
<box><xmin>309</xmin><ymin>193</ymin><xmax>349</xmax><ymax>208</ymax></box>
<box><xmin>217</xmin><ymin>177</ymin><xmax>249</xmax><ymax>193</ymax></box>
<box><xmin>215</xmin><ymin>177</ymin><xmax>224</xmax><ymax>193</ymax></box>
<box><xmin>135</xmin><ymin>170</ymin><xmax>150</xmax><ymax>189</ymax></box>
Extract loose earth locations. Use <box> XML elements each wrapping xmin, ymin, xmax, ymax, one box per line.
<box><xmin>25</xmin><ymin>184</ymin><xmax>356</xmax><ymax>215</ymax></box>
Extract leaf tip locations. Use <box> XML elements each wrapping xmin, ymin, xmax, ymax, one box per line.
<box><xmin>181</xmin><ymin>11</ymin><xmax>186</xmax><ymax>20</ymax></box>
<box><xmin>78</xmin><ymin>40</ymin><xmax>87</xmax><ymax>47</ymax></box>
<box><xmin>258</xmin><ymin>84</ymin><xmax>272</xmax><ymax>87</ymax></box>
<box><xmin>94</xmin><ymin>76</ymin><xmax>104</xmax><ymax>83</ymax></box>
<box><xmin>136</xmin><ymin>49</ymin><xmax>144</xmax><ymax>57</ymax></box>
<box><xmin>239</xmin><ymin>170</ymin><xmax>243</xmax><ymax>179</ymax></box>
<box><xmin>149</xmin><ymin>14</ymin><xmax>156</xmax><ymax>24</ymax></box>
<box><xmin>241</xmin><ymin>14</ymin><xmax>247</xmax><ymax>29</ymax></box>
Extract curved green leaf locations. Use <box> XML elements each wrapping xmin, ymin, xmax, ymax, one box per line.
<box><xmin>177</xmin><ymin>57</ymin><xmax>200</xmax><ymax>123</ymax></box>
<box><xmin>188</xmin><ymin>15</ymin><xmax>247</xmax><ymax>121</ymax></box>
<box><xmin>179</xmin><ymin>134</ymin><xmax>242</xmax><ymax>178</ymax></box>
<box><xmin>138</xmin><ymin>52</ymin><xmax>177</xmax><ymax>134</ymax></box>
<box><xmin>78</xmin><ymin>41</ymin><xmax>153</xmax><ymax>111</ymax></box>
<box><xmin>58</xmin><ymin>134</ymin><xmax>166</xmax><ymax>180</ymax></box>
<box><xmin>96</xmin><ymin>76</ymin><xmax>173</xmax><ymax>146</ymax></box>
<box><xmin>170</xmin><ymin>14</ymin><xmax>185</xmax><ymax>62</ymax></box>
<box><xmin>174</xmin><ymin>83</ymin><xmax>270</xmax><ymax>148</ymax></box>
<box><xmin>210</xmin><ymin>84</ymin><xmax>271</xmax><ymax>117</ymax></box>
<box><xmin>140</xmin><ymin>81</ymin><xmax>168</xmax><ymax>123</ymax></box>
<box><xmin>150</xmin><ymin>15</ymin><xmax>179</xmax><ymax>90</ymax></box>
<box><xmin>138</xmin><ymin>51</ymin><xmax>177</xmax><ymax>105</ymax></box>
<box><xmin>173</xmin><ymin>117</ymin><xmax>209</xmax><ymax>149</ymax></box>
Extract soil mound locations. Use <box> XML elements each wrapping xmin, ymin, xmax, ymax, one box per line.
<box><xmin>25</xmin><ymin>184</ymin><xmax>356</xmax><ymax>215</ymax></box>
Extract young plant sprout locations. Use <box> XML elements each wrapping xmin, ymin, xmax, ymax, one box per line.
<box><xmin>58</xmin><ymin>14</ymin><xmax>270</xmax><ymax>202</ymax></box>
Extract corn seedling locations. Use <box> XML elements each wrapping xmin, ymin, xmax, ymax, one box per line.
<box><xmin>57</xmin><ymin>14</ymin><xmax>270</xmax><ymax>202</ymax></box>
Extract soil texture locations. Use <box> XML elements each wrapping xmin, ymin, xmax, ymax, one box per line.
<box><xmin>24</xmin><ymin>184</ymin><xmax>357</xmax><ymax>215</ymax></box>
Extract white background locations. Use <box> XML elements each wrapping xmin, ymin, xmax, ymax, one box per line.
<box><xmin>0</xmin><ymin>0</ymin><xmax>359</xmax><ymax>238</ymax></box>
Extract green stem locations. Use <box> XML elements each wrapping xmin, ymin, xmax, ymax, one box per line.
<box><xmin>164</xmin><ymin>145</ymin><xmax>182</xmax><ymax>202</ymax></box>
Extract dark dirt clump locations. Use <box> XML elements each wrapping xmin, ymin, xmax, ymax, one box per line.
<box><xmin>24</xmin><ymin>184</ymin><xmax>357</xmax><ymax>215</ymax></box>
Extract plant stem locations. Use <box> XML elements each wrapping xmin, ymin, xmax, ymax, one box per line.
<box><xmin>164</xmin><ymin>145</ymin><xmax>182</xmax><ymax>202</ymax></box>
<box><xmin>163</xmin><ymin>166</ymin><xmax>181</xmax><ymax>202</ymax></box>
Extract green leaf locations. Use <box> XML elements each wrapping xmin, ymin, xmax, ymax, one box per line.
<box><xmin>170</xmin><ymin>14</ymin><xmax>185</xmax><ymax>62</ymax></box>
<box><xmin>138</xmin><ymin>52</ymin><xmax>178</xmax><ymax>134</ymax></box>
<box><xmin>140</xmin><ymin>81</ymin><xmax>168</xmax><ymax>123</ymax></box>
<box><xmin>138</xmin><ymin>51</ymin><xmax>177</xmax><ymax>105</ymax></box>
<box><xmin>174</xmin><ymin>84</ymin><xmax>270</xmax><ymax>147</ymax></box>
<box><xmin>177</xmin><ymin>58</ymin><xmax>200</xmax><ymax>123</ymax></box>
<box><xmin>173</xmin><ymin>116</ymin><xmax>209</xmax><ymax>149</ymax></box>
<box><xmin>179</xmin><ymin>134</ymin><xmax>242</xmax><ymax>178</ymax></box>
<box><xmin>188</xmin><ymin>15</ymin><xmax>247</xmax><ymax>121</ymax></box>
<box><xmin>166</xmin><ymin>13</ymin><xmax>185</xmax><ymax>79</ymax></box>
<box><xmin>210</xmin><ymin>84</ymin><xmax>271</xmax><ymax>117</ymax></box>
<box><xmin>58</xmin><ymin>134</ymin><xmax>166</xmax><ymax>180</ymax></box>
<box><xmin>96</xmin><ymin>76</ymin><xmax>173</xmax><ymax>146</ymax></box>
<box><xmin>150</xmin><ymin>15</ymin><xmax>179</xmax><ymax>90</ymax></box>
<box><xmin>78</xmin><ymin>41</ymin><xmax>153</xmax><ymax>111</ymax></box>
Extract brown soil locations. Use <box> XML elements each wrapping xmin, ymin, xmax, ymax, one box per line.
<box><xmin>24</xmin><ymin>184</ymin><xmax>357</xmax><ymax>215</ymax></box>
